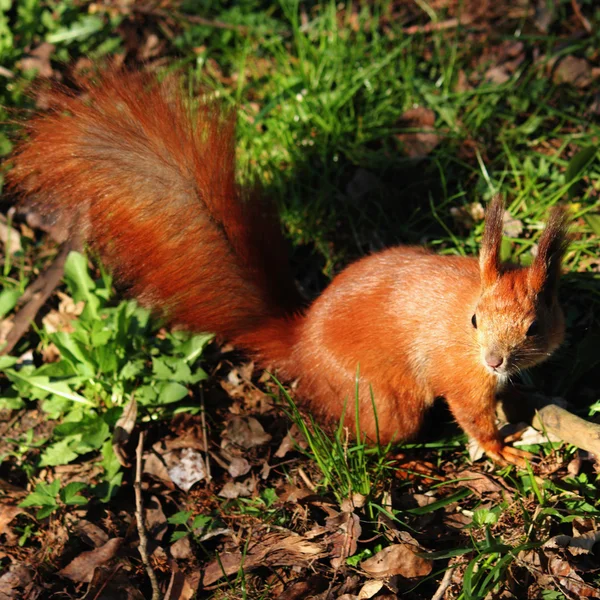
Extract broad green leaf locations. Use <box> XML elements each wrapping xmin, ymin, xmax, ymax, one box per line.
<box><xmin>167</xmin><ymin>511</ymin><xmax>193</xmax><ymax>525</ymax></box>
<box><xmin>46</xmin><ymin>15</ymin><xmax>104</xmax><ymax>44</ymax></box>
<box><xmin>51</xmin><ymin>331</ymin><xmax>96</xmax><ymax>376</ymax></box>
<box><xmin>63</xmin><ymin>251</ymin><xmax>100</xmax><ymax>319</ymax></box>
<box><xmin>0</xmin><ymin>288</ymin><xmax>21</xmax><ymax>318</ymax></box>
<box><xmin>40</xmin><ymin>438</ymin><xmax>79</xmax><ymax>467</ymax></box>
<box><xmin>565</xmin><ymin>146</ymin><xmax>598</xmax><ymax>198</ymax></box>
<box><xmin>60</xmin><ymin>482</ymin><xmax>88</xmax><ymax>505</ymax></box>
<box><xmin>157</xmin><ymin>381</ymin><xmax>189</xmax><ymax>405</ymax></box>
<box><xmin>584</xmin><ymin>213</ymin><xmax>600</xmax><ymax>236</ymax></box>
<box><xmin>0</xmin><ymin>355</ymin><xmax>18</xmax><ymax>370</ymax></box>
<box><xmin>177</xmin><ymin>333</ymin><xmax>214</xmax><ymax>363</ymax></box>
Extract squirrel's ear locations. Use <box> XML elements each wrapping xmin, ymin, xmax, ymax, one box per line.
<box><xmin>479</xmin><ymin>194</ymin><xmax>504</xmax><ymax>287</ymax></box>
<box><xmin>529</xmin><ymin>206</ymin><xmax>570</xmax><ymax>303</ymax></box>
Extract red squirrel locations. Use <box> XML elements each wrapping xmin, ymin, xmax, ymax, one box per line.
<box><xmin>8</xmin><ymin>71</ymin><xmax>569</xmax><ymax>466</ymax></box>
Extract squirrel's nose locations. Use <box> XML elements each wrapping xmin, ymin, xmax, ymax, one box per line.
<box><xmin>485</xmin><ymin>353</ymin><xmax>504</xmax><ymax>369</ymax></box>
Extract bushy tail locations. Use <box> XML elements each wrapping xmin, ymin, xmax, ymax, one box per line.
<box><xmin>8</xmin><ymin>70</ymin><xmax>301</xmax><ymax>366</ymax></box>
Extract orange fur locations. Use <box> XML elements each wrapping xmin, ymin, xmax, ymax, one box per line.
<box><xmin>8</xmin><ymin>72</ymin><xmax>570</xmax><ymax>464</ymax></box>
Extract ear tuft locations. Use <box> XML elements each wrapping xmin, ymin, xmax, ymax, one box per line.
<box><xmin>529</xmin><ymin>206</ymin><xmax>570</xmax><ymax>302</ymax></box>
<box><xmin>479</xmin><ymin>194</ymin><xmax>504</xmax><ymax>287</ymax></box>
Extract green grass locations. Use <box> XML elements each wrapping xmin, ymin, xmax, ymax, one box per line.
<box><xmin>1</xmin><ymin>1</ymin><xmax>599</xmax><ymax>598</ymax></box>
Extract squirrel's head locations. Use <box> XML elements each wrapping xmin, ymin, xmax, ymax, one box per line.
<box><xmin>472</xmin><ymin>195</ymin><xmax>569</xmax><ymax>380</ymax></box>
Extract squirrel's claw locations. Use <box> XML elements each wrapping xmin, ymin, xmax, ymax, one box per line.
<box><xmin>487</xmin><ymin>444</ymin><xmax>535</xmax><ymax>469</ymax></box>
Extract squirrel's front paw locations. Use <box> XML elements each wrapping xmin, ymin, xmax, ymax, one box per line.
<box><xmin>482</xmin><ymin>437</ymin><xmax>535</xmax><ymax>468</ymax></box>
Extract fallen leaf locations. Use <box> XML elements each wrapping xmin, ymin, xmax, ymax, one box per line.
<box><xmin>0</xmin><ymin>217</ymin><xmax>22</xmax><ymax>255</ymax></box>
<box><xmin>485</xmin><ymin>66</ymin><xmax>511</xmax><ymax>85</ymax></box>
<box><xmin>113</xmin><ymin>395</ymin><xmax>137</xmax><ymax>467</ymax></box>
<box><xmin>219</xmin><ymin>477</ymin><xmax>256</xmax><ymax>499</ymax></box>
<box><xmin>58</xmin><ymin>538</ymin><xmax>123</xmax><ymax>583</ymax></box>
<box><xmin>167</xmin><ymin>448</ymin><xmax>208</xmax><ymax>492</ymax></box>
<box><xmin>395</xmin><ymin>107</ymin><xmax>442</xmax><ymax>159</ymax></box>
<box><xmin>553</xmin><ymin>56</ymin><xmax>593</xmax><ymax>88</ymax></box>
<box><xmin>326</xmin><ymin>510</ymin><xmax>362</xmax><ymax>568</ymax></box>
<box><xmin>544</xmin><ymin>530</ymin><xmax>600</xmax><ymax>555</ymax></box>
<box><xmin>170</xmin><ymin>535</ymin><xmax>193</xmax><ymax>560</ymax></box>
<box><xmin>0</xmin><ymin>563</ymin><xmax>34</xmax><ymax>599</ymax></box>
<box><xmin>275</xmin><ymin>575</ymin><xmax>329</xmax><ymax>600</ymax></box>
<box><xmin>502</xmin><ymin>211</ymin><xmax>523</xmax><ymax>238</ymax></box>
<box><xmin>346</xmin><ymin>168</ymin><xmax>382</xmax><ymax>202</ymax></box>
<box><xmin>203</xmin><ymin>532</ymin><xmax>326</xmax><ymax>585</ymax></box>
<box><xmin>222</xmin><ymin>416</ymin><xmax>271</xmax><ymax>449</ymax></box>
<box><xmin>164</xmin><ymin>569</ymin><xmax>200</xmax><ymax>600</ymax></box>
<box><xmin>275</xmin><ymin>423</ymin><xmax>307</xmax><ymax>458</ymax></box>
<box><xmin>0</xmin><ymin>505</ymin><xmax>23</xmax><ymax>536</ymax></box>
<box><xmin>145</xmin><ymin>496</ymin><xmax>168</xmax><ymax>542</ymax></box>
<box><xmin>228</xmin><ymin>456</ymin><xmax>251</xmax><ymax>478</ymax></box>
<box><xmin>18</xmin><ymin>42</ymin><xmax>55</xmax><ymax>77</ymax></box>
<box><xmin>74</xmin><ymin>519</ymin><xmax>109</xmax><ymax>548</ymax></box>
<box><xmin>361</xmin><ymin>543</ymin><xmax>432</xmax><ymax>579</ymax></box>
<box><xmin>357</xmin><ymin>579</ymin><xmax>384</xmax><ymax>598</ymax></box>
<box><xmin>455</xmin><ymin>469</ymin><xmax>503</xmax><ymax>495</ymax></box>
<box><xmin>546</xmin><ymin>555</ymin><xmax>599</xmax><ymax>597</ymax></box>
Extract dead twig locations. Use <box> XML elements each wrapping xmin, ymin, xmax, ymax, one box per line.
<box><xmin>532</xmin><ymin>403</ymin><xmax>600</xmax><ymax>458</ymax></box>
<box><xmin>403</xmin><ymin>16</ymin><xmax>474</xmax><ymax>35</ymax></box>
<box><xmin>135</xmin><ymin>431</ymin><xmax>162</xmax><ymax>600</ymax></box>
<box><xmin>132</xmin><ymin>5</ymin><xmax>248</xmax><ymax>34</ymax></box>
<box><xmin>200</xmin><ymin>386</ymin><xmax>212</xmax><ymax>483</ymax></box>
<box><xmin>570</xmin><ymin>0</ymin><xmax>592</xmax><ymax>33</ymax></box>
<box><xmin>1</xmin><ymin>241</ymin><xmax>74</xmax><ymax>355</ymax></box>
<box><xmin>431</xmin><ymin>566</ymin><xmax>454</xmax><ymax>600</ymax></box>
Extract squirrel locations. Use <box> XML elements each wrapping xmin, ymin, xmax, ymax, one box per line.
<box><xmin>7</xmin><ymin>71</ymin><xmax>570</xmax><ymax>467</ymax></box>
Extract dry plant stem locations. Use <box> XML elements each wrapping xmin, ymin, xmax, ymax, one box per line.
<box><xmin>532</xmin><ymin>404</ymin><xmax>600</xmax><ymax>458</ymax></box>
<box><xmin>1</xmin><ymin>240</ymin><xmax>74</xmax><ymax>355</ymax></box>
<box><xmin>431</xmin><ymin>566</ymin><xmax>454</xmax><ymax>600</ymax></box>
<box><xmin>135</xmin><ymin>431</ymin><xmax>161</xmax><ymax>600</ymax></box>
<box><xmin>200</xmin><ymin>386</ymin><xmax>211</xmax><ymax>483</ymax></box>
<box><xmin>570</xmin><ymin>0</ymin><xmax>592</xmax><ymax>33</ymax></box>
<box><xmin>403</xmin><ymin>16</ymin><xmax>474</xmax><ymax>35</ymax></box>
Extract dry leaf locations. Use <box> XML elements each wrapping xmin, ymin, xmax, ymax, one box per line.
<box><xmin>113</xmin><ymin>395</ymin><xmax>137</xmax><ymax>467</ymax></box>
<box><xmin>74</xmin><ymin>520</ymin><xmax>109</xmax><ymax>548</ymax></box>
<box><xmin>455</xmin><ymin>469</ymin><xmax>503</xmax><ymax>495</ymax></box>
<box><xmin>164</xmin><ymin>569</ymin><xmax>200</xmax><ymax>600</ymax></box>
<box><xmin>222</xmin><ymin>416</ymin><xmax>271</xmax><ymax>449</ymax></box>
<box><xmin>395</xmin><ymin>107</ymin><xmax>441</xmax><ymax>159</ymax></box>
<box><xmin>546</xmin><ymin>555</ymin><xmax>599</xmax><ymax>597</ymax></box>
<box><xmin>18</xmin><ymin>42</ymin><xmax>55</xmax><ymax>77</ymax></box>
<box><xmin>275</xmin><ymin>575</ymin><xmax>329</xmax><ymax>600</ymax></box>
<box><xmin>275</xmin><ymin>423</ymin><xmax>306</xmax><ymax>458</ymax></box>
<box><xmin>326</xmin><ymin>510</ymin><xmax>362</xmax><ymax>568</ymax></box>
<box><xmin>0</xmin><ymin>217</ymin><xmax>22</xmax><ymax>255</ymax></box>
<box><xmin>145</xmin><ymin>496</ymin><xmax>168</xmax><ymax>542</ymax></box>
<box><xmin>167</xmin><ymin>448</ymin><xmax>208</xmax><ymax>492</ymax></box>
<box><xmin>357</xmin><ymin>579</ymin><xmax>384</xmax><ymax>598</ymax></box>
<box><xmin>0</xmin><ymin>505</ymin><xmax>23</xmax><ymax>536</ymax></box>
<box><xmin>203</xmin><ymin>532</ymin><xmax>326</xmax><ymax>585</ymax></box>
<box><xmin>0</xmin><ymin>564</ymin><xmax>34</xmax><ymax>600</ymax></box>
<box><xmin>553</xmin><ymin>56</ymin><xmax>593</xmax><ymax>88</ymax></box>
<box><xmin>219</xmin><ymin>477</ymin><xmax>256</xmax><ymax>499</ymax></box>
<box><xmin>58</xmin><ymin>538</ymin><xmax>122</xmax><ymax>583</ymax></box>
<box><xmin>544</xmin><ymin>531</ymin><xmax>600</xmax><ymax>555</ymax></box>
<box><xmin>170</xmin><ymin>536</ymin><xmax>193</xmax><ymax>560</ymax></box>
<box><xmin>228</xmin><ymin>456</ymin><xmax>251</xmax><ymax>478</ymax></box>
<box><xmin>361</xmin><ymin>544</ymin><xmax>432</xmax><ymax>579</ymax></box>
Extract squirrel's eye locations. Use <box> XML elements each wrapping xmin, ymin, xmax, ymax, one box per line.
<box><xmin>526</xmin><ymin>320</ymin><xmax>539</xmax><ymax>337</ymax></box>
<box><xmin>471</xmin><ymin>314</ymin><xmax>477</xmax><ymax>329</ymax></box>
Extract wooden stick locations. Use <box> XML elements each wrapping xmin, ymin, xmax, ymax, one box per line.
<box><xmin>135</xmin><ymin>431</ymin><xmax>161</xmax><ymax>600</ymax></box>
<box><xmin>1</xmin><ymin>242</ymin><xmax>73</xmax><ymax>355</ymax></box>
<box><xmin>532</xmin><ymin>403</ymin><xmax>600</xmax><ymax>458</ymax></box>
